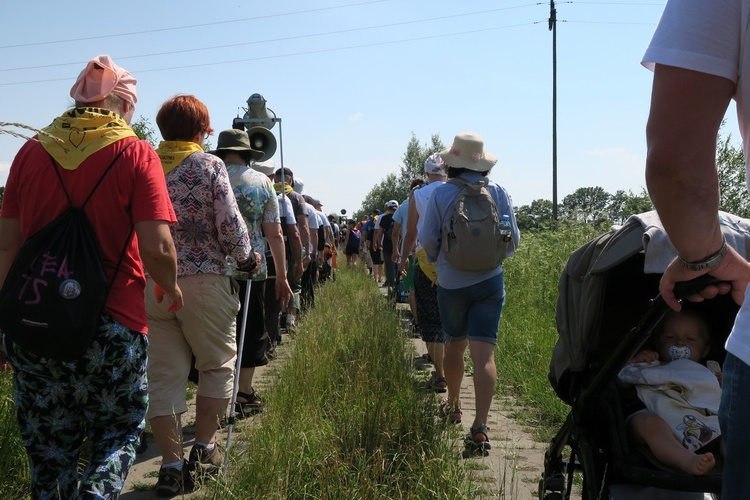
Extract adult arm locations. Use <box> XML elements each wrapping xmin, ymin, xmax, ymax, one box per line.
<box><xmin>0</xmin><ymin>218</ymin><xmax>22</xmax><ymax>370</ymax></box>
<box><xmin>262</xmin><ymin>221</ymin><xmax>293</xmax><ymax>308</ymax></box>
<box><xmin>391</xmin><ymin>221</ymin><xmax>402</xmax><ymax>263</ymax></box>
<box><xmin>297</xmin><ymin>213</ymin><xmax>310</xmax><ymax>265</ymax></box>
<box><xmin>398</xmin><ymin>192</ymin><xmax>419</xmax><ymax>275</ymax></box>
<box><xmin>309</xmin><ymin>225</ymin><xmax>319</xmax><ymax>263</ymax></box>
<box><xmin>0</xmin><ymin>218</ymin><xmax>22</xmax><ymax>287</ymax></box>
<box><xmin>287</xmin><ymin>223</ymin><xmax>304</xmax><ymax>281</ymax></box>
<box><xmin>645</xmin><ymin>64</ymin><xmax>750</xmax><ymax>310</ymax></box>
<box><xmin>373</xmin><ymin>227</ymin><xmax>384</xmax><ymax>252</ymax></box>
<box><xmin>135</xmin><ymin>220</ymin><xmax>183</xmax><ymax>312</ymax></box>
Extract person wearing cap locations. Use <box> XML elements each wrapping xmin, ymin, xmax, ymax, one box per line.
<box><xmin>398</xmin><ymin>154</ymin><xmax>449</xmax><ymax>394</ymax></box>
<box><xmin>211</xmin><ymin>129</ymin><xmax>293</xmax><ymax>411</ymax></box>
<box><xmin>421</xmin><ymin>132</ymin><xmax>520</xmax><ymax>454</ymax></box>
<box><xmin>374</xmin><ymin>199</ymin><xmax>400</xmax><ymax>289</ymax></box>
<box><xmin>273</xmin><ymin>167</ymin><xmax>308</xmax><ymax>331</ymax></box>
<box><xmin>0</xmin><ymin>55</ymin><xmax>182</xmax><ymax>498</ymax></box>
<box><xmin>253</xmin><ymin>162</ymin><xmax>303</xmax><ymax>351</ymax></box>
<box><xmin>148</xmin><ymin>96</ymin><xmax>255</xmax><ymax>494</ymax></box>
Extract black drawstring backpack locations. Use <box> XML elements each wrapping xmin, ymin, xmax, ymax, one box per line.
<box><xmin>0</xmin><ymin>143</ymin><xmax>134</xmax><ymax>360</ymax></box>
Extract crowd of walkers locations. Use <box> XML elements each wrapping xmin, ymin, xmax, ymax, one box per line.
<box><xmin>0</xmin><ymin>53</ymin><xmax>519</xmax><ymax>498</ymax></box>
<box><xmin>0</xmin><ymin>55</ymin><xmax>346</xmax><ymax>498</ymax></box>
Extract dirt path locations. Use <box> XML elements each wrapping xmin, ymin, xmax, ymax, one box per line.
<box><xmin>409</xmin><ymin>335</ymin><xmax>546</xmax><ymax>499</ymax></box>
<box><xmin>120</xmin><ymin>293</ymin><xmax>549</xmax><ymax>499</ymax></box>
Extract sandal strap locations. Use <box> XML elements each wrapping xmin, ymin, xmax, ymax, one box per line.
<box><xmin>471</xmin><ymin>424</ymin><xmax>489</xmax><ymax>442</ymax></box>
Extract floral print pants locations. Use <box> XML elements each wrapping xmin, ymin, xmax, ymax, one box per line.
<box><xmin>1</xmin><ymin>317</ymin><xmax>148</xmax><ymax>499</ymax></box>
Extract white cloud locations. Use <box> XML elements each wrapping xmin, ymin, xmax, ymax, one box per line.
<box><xmin>348</xmin><ymin>112</ymin><xmax>364</xmax><ymax>123</ymax></box>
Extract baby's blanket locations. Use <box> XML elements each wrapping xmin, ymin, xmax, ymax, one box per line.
<box><xmin>618</xmin><ymin>358</ymin><xmax>721</xmax><ymax>450</ymax></box>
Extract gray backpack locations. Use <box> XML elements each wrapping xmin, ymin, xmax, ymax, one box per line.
<box><xmin>441</xmin><ymin>177</ymin><xmax>510</xmax><ymax>272</ymax></box>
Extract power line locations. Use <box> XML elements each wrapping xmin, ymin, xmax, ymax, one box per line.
<box><xmin>0</xmin><ymin>4</ymin><xmax>542</xmax><ymax>73</ymax></box>
<box><xmin>0</xmin><ymin>22</ymin><xmax>540</xmax><ymax>87</ymax></box>
<box><xmin>0</xmin><ymin>0</ymin><xmax>390</xmax><ymax>49</ymax></box>
<box><xmin>566</xmin><ymin>20</ymin><xmax>657</xmax><ymax>25</ymax></box>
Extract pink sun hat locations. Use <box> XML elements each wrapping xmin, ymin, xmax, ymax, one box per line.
<box><xmin>70</xmin><ymin>55</ymin><xmax>137</xmax><ymax>106</ymax></box>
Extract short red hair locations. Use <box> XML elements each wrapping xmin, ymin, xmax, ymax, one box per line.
<box><xmin>156</xmin><ymin>94</ymin><xmax>214</xmax><ymax>141</ymax></box>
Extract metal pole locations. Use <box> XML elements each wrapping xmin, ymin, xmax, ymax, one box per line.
<box><xmin>549</xmin><ymin>0</ymin><xmax>558</xmax><ymax>222</ymax></box>
<box><xmin>223</xmin><ymin>278</ymin><xmax>252</xmax><ymax>474</ymax></box>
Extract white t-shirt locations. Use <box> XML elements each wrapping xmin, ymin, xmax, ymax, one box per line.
<box><xmin>412</xmin><ymin>181</ymin><xmax>445</xmax><ymax>250</ymax></box>
<box><xmin>642</xmin><ymin>0</ymin><xmax>750</xmax><ymax>365</ymax></box>
<box><xmin>642</xmin><ymin>0</ymin><xmax>750</xmax><ymax>171</ymax></box>
<box><xmin>306</xmin><ymin>204</ymin><xmax>320</xmax><ymax>230</ymax></box>
<box><xmin>277</xmin><ymin>193</ymin><xmax>297</xmax><ymax>225</ymax></box>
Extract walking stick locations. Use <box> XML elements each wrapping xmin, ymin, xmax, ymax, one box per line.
<box><xmin>223</xmin><ymin>278</ymin><xmax>252</xmax><ymax>474</ymax></box>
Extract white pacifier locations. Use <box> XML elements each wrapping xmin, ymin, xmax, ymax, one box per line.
<box><xmin>667</xmin><ymin>345</ymin><xmax>692</xmax><ymax>361</ymax></box>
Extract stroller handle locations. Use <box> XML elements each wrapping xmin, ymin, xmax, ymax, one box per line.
<box><xmin>652</xmin><ymin>274</ymin><xmax>728</xmax><ymax>309</ymax></box>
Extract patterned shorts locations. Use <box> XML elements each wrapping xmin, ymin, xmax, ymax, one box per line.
<box><xmin>414</xmin><ymin>265</ymin><xmax>444</xmax><ymax>343</ymax></box>
<box><xmin>2</xmin><ymin>317</ymin><xmax>148</xmax><ymax>499</ymax></box>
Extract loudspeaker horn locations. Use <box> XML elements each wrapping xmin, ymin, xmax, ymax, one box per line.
<box><xmin>244</xmin><ymin>93</ymin><xmax>277</xmax><ymax>130</ymax></box>
<box><xmin>247</xmin><ymin>126</ymin><xmax>277</xmax><ymax>161</ymax></box>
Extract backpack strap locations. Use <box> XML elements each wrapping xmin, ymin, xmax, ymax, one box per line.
<box><xmin>49</xmin><ymin>140</ymin><xmax>136</xmax><ymax>210</ymax></box>
<box><xmin>49</xmin><ymin>141</ymin><xmax>138</xmax><ymax>301</ymax></box>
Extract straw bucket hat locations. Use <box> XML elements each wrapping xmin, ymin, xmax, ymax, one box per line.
<box><xmin>439</xmin><ymin>132</ymin><xmax>497</xmax><ymax>172</ymax></box>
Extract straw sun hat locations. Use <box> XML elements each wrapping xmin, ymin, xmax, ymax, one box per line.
<box><xmin>439</xmin><ymin>131</ymin><xmax>497</xmax><ymax>172</ymax></box>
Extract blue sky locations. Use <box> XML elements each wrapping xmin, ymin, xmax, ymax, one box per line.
<box><xmin>0</xmin><ymin>0</ymin><xmax>742</xmax><ymax>216</ymax></box>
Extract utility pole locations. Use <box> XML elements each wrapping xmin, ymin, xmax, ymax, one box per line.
<box><xmin>549</xmin><ymin>0</ymin><xmax>558</xmax><ymax>221</ymax></box>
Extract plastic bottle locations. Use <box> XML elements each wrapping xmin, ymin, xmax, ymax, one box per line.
<box><xmin>499</xmin><ymin>214</ymin><xmax>512</xmax><ymax>242</ymax></box>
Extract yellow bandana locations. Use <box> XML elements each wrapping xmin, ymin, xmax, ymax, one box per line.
<box><xmin>39</xmin><ymin>108</ymin><xmax>136</xmax><ymax>170</ymax></box>
<box><xmin>416</xmin><ymin>248</ymin><xmax>438</xmax><ymax>285</ymax></box>
<box><xmin>273</xmin><ymin>182</ymin><xmax>294</xmax><ymax>195</ymax></box>
<box><xmin>156</xmin><ymin>141</ymin><xmax>204</xmax><ymax>175</ymax></box>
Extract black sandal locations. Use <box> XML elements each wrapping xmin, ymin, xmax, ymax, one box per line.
<box><xmin>235</xmin><ymin>389</ymin><xmax>264</xmax><ymax>417</ymax></box>
<box><xmin>464</xmin><ymin>424</ymin><xmax>492</xmax><ymax>455</ymax></box>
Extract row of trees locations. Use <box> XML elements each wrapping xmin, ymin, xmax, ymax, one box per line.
<box><xmin>358</xmin><ymin>129</ymin><xmax>750</xmax><ymax>231</ymax></box>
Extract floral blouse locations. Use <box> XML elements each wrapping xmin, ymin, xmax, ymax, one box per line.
<box><xmin>165</xmin><ymin>152</ymin><xmax>251</xmax><ymax>276</ymax></box>
<box><xmin>226</xmin><ymin>163</ymin><xmax>280</xmax><ymax>281</ymax></box>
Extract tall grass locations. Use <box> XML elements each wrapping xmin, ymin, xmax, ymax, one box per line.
<box><xmin>497</xmin><ymin>223</ymin><xmax>603</xmax><ymax>438</ymax></box>
<box><xmin>0</xmin><ymin>372</ymin><xmax>30</xmax><ymax>498</ymax></box>
<box><xmin>218</xmin><ymin>268</ymin><xmax>477</xmax><ymax>498</ymax></box>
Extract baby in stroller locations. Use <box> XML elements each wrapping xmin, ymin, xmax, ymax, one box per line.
<box><xmin>618</xmin><ymin>309</ymin><xmax>724</xmax><ymax>476</ymax></box>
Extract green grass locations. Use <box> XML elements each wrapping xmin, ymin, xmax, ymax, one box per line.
<box><xmin>0</xmin><ymin>372</ymin><xmax>30</xmax><ymax>499</ymax></box>
<box><xmin>215</xmin><ymin>268</ymin><xmax>478</xmax><ymax>499</ymax></box>
<box><xmin>498</xmin><ymin>223</ymin><xmax>602</xmax><ymax>440</ymax></box>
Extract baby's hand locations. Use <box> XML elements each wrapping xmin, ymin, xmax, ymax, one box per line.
<box><xmin>706</xmin><ymin>360</ymin><xmax>722</xmax><ymax>388</ymax></box>
<box><xmin>628</xmin><ymin>350</ymin><xmax>659</xmax><ymax>365</ymax></box>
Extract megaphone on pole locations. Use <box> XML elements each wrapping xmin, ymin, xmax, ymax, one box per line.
<box><xmin>231</xmin><ymin>93</ymin><xmax>278</xmax><ymax>161</ymax></box>
<box><xmin>247</xmin><ymin>126</ymin><xmax>277</xmax><ymax>161</ymax></box>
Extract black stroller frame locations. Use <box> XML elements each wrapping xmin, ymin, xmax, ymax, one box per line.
<box><xmin>539</xmin><ymin>212</ymin><xmax>748</xmax><ymax>499</ymax></box>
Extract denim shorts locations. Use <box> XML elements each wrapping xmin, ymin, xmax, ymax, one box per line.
<box><xmin>437</xmin><ymin>273</ymin><xmax>505</xmax><ymax>344</ymax></box>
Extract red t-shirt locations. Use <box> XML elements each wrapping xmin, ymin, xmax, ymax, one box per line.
<box><xmin>2</xmin><ymin>137</ymin><xmax>176</xmax><ymax>333</ymax></box>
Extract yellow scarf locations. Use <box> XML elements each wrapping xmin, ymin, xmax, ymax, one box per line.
<box><xmin>416</xmin><ymin>248</ymin><xmax>438</xmax><ymax>285</ymax></box>
<box><xmin>273</xmin><ymin>182</ymin><xmax>294</xmax><ymax>195</ymax></box>
<box><xmin>39</xmin><ymin>107</ymin><xmax>136</xmax><ymax>170</ymax></box>
<box><xmin>156</xmin><ymin>141</ymin><xmax>205</xmax><ymax>175</ymax></box>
